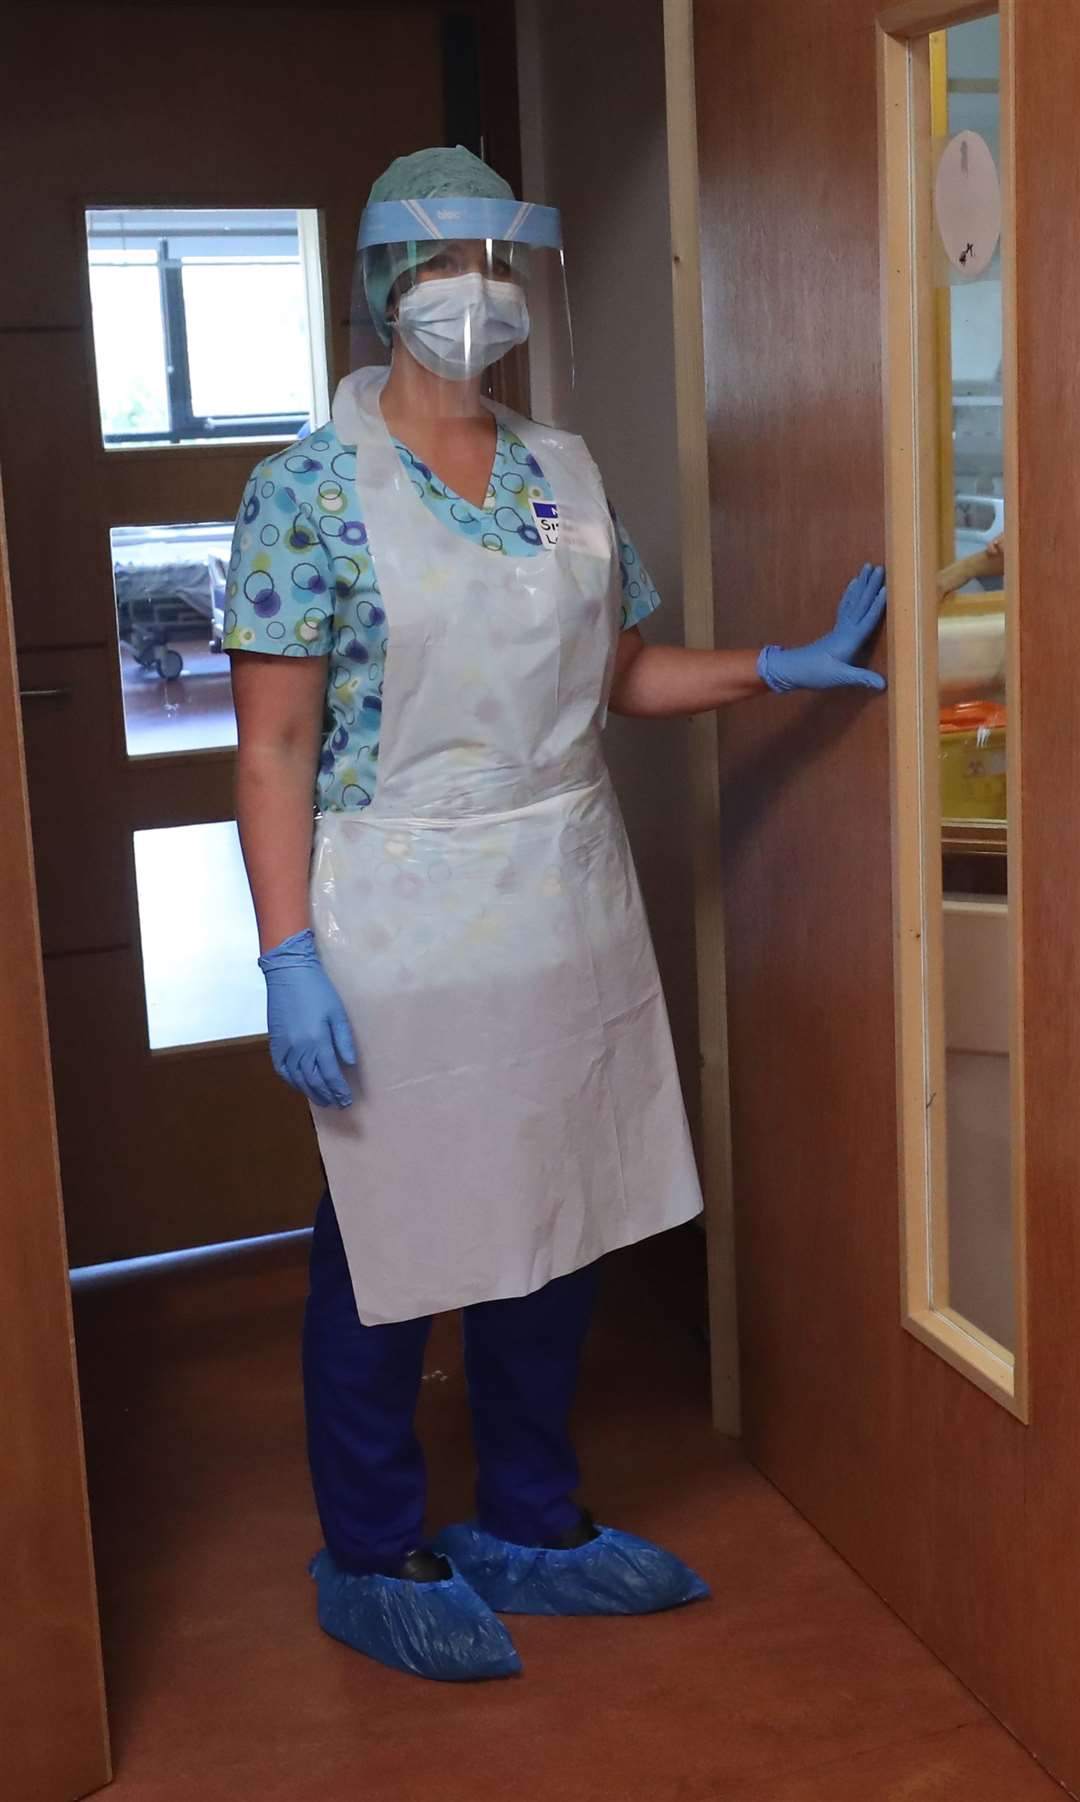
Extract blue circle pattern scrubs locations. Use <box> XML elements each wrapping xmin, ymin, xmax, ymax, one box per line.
<box><xmin>224</xmin><ymin>417</ymin><xmax>662</xmax><ymax>812</ymax></box>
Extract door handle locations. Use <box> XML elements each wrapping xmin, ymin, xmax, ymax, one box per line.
<box><xmin>19</xmin><ymin>686</ymin><xmax>73</xmax><ymax>701</ymax></box>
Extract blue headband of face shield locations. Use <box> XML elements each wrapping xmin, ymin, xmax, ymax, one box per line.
<box><xmin>358</xmin><ymin>196</ymin><xmax>563</xmax><ymax>348</ymax></box>
<box><xmin>357</xmin><ymin>197</ymin><xmax>563</xmax><ymax>250</ymax></box>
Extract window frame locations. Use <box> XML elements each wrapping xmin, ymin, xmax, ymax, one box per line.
<box><xmin>878</xmin><ymin>0</ymin><xmax>1028</xmax><ymax>1419</ymax></box>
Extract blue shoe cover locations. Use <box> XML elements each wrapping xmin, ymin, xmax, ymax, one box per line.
<box><xmin>308</xmin><ymin>1548</ymin><xmax>522</xmax><ymax>1681</ymax></box>
<box><xmin>432</xmin><ymin>1522</ymin><xmax>711</xmax><ymax>1617</ymax></box>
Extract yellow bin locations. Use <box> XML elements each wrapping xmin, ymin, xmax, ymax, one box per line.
<box><xmin>939</xmin><ymin>702</ymin><xmax>1007</xmax><ymax>821</ymax></box>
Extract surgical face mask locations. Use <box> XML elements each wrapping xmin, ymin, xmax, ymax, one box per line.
<box><xmin>393</xmin><ymin>272</ymin><xmax>530</xmax><ymax>381</ymax></box>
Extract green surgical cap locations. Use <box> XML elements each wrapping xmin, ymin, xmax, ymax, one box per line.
<box><xmin>367</xmin><ymin>144</ymin><xmax>515</xmax><ymax>206</ymax></box>
<box><xmin>362</xmin><ymin>145</ymin><xmax>516</xmax><ymax>344</ymax></box>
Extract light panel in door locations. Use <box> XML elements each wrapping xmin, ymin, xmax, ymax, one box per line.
<box><xmin>133</xmin><ymin>821</ymin><xmax>264</xmax><ymax>1050</ymax></box>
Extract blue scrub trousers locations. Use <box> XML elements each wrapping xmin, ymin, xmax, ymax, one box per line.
<box><xmin>302</xmin><ymin>1189</ymin><xmax>602</xmax><ymax>1576</ymax></box>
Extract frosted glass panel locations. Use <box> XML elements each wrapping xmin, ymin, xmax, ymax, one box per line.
<box><xmin>134</xmin><ymin>822</ymin><xmax>264</xmax><ymax>1050</ymax></box>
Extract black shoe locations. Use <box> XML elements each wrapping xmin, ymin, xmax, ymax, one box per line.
<box><xmin>542</xmin><ymin>1509</ymin><xmax>601</xmax><ymax>1551</ymax></box>
<box><xmin>381</xmin><ymin>1547</ymin><xmax>453</xmax><ymax>1583</ymax></box>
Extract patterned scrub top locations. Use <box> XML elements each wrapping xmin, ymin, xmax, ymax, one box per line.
<box><xmin>223</xmin><ymin>415</ymin><xmax>662</xmax><ymax>814</ymax></box>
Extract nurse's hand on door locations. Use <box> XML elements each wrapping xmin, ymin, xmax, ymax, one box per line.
<box><xmin>258</xmin><ymin>927</ymin><xmax>358</xmax><ymax>1108</ymax></box>
<box><xmin>758</xmin><ymin>564</ymin><xmax>887</xmax><ymax>694</ymax></box>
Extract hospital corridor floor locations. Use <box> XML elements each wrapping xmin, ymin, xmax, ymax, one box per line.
<box><xmin>71</xmin><ymin>1227</ymin><xmax>1058</xmax><ymax>1802</ymax></box>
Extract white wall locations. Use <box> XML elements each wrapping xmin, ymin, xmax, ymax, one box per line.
<box><xmin>516</xmin><ymin>0</ymin><xmax>701</xmax><ymax>1138</ymax></box>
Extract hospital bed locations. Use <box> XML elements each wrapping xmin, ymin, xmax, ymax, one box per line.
<box><xmin>112</xmin><ymin>523</ymin><xmax>233</xmax><ymax>679</ymax></box>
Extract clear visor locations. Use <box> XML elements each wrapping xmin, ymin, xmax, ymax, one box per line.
<box><xmin>349</xmin><ymin>206</ymin><xmax>573</xmax><ymax>426</ymax></box>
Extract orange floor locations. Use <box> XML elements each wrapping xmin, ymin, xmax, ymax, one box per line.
<box><xmin>71</xmin><ymin>1229</ymin><xmax>1061</xmax><ymax>1802</ymax></box>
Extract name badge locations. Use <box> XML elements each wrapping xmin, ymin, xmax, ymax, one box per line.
<box><xmin>530</xmin><ymin>499</ymin><xmax>610</xmax><ymax>559</ymax></box>
<box><xmin>531</xmin><ymin>500</ymin><xmax>559</xmax><ymax>550</ymax></box>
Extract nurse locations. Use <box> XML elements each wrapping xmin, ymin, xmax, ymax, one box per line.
<box><xmin>226</xmin><ymin>146</ymin><xmax>886</xmax><ymax>1683</ymax></box>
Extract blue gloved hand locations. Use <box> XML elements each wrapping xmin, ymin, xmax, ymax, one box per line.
<box><xmin>257</xmin><ymin>927</ymin><xmax>357</xmax><ymax>1109</ymax></box>
<box><xmin>758</xmin><ymin>563</ymin><xmax>887</xmax><ymax>693</ymax></box>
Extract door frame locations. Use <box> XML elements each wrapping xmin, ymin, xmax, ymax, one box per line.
<box><xmin>663</xmin><ymin>0</ymin><xmax>741</xmax><ymax>1437</ymax></box>
<box><xmin>0</xmin><ymin>463</ymin><xmax>110</xmax><ymax>1799</ymax></box>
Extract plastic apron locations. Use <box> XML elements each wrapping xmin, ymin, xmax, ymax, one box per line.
<box><xmin>311</xmin><ymin>366</ymin><xmax>702</xmax><ymax>1325</ymax></box>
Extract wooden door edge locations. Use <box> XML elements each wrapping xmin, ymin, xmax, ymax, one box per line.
<box><xmin>663</xmin><ymin>0</ymin><xmax>740</xmax><ymax>1438</ymax></box>
<box><xmin>0</xmin><ymin>466</ymin><xmax>111</xmax><ymax>1793</ymax></box>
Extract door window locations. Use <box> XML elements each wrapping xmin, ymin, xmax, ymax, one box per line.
<box><xmin>881</xmin><ymin>6</ymin><xmax>1026</xmax><ymax>1413</ymax></box>
<box><xmin>111</xmin><ymin>522</ymin><xmax>237</xmax><ymax>756</ymax></box>
<box><xmin>86</xmin><ymin>207</ymin><xmax>329</xmax><ymax>447</ymax></box>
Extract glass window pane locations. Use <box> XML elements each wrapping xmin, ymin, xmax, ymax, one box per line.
<box><xmin>134</xmin><ymin>822</ymin><xmax>263</xmax><ymax>1050</ymax></box>
<box><xmin>924</xmin><ymin>14</ymin><xmax>1014</xmax><ymax>1358</ymax></box>
<box><xmin>85</xmin><ymin>207</ymin><xmax>327</xmax><ymax>447</ymax></box>
<box><xmin>184</xmin><ymin>260</ymin><xmax>310</xmax><ymax>420</ymax></box>
<box><xmin>885</xmin><ymin>4</ymin><xmax>1021</xmax><ymax>1400</ymax></box>
<box><xmin>934</xmin><ymin>15</ymin><xmax>1007</xmax><ymax>853</ymax></box>
<box><xmin>111</xmin><ymin>523</ymin><xmax>237</xmax><ymax>756</ymax></box>
<box><xmin>87</xmin><ymin>254</ymin><xmax>170</xmax><ymax>438</ymax></box>
<box><xmin>943</xmin><ymin>895</ymin><xmax>1014</xmax><ymax>1350</ymax></box>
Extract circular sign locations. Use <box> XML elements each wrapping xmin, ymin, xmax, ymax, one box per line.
<box><xmin>934</xmin><ymin>130</ymin><xmax>1002</xmax><ymax>278</ymax></box>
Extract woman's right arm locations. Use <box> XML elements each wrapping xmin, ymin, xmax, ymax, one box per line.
<box><xmin>230</xmin><ymin>650</ymin><xmax>357</xmax><ymax>1109</ymax></box>
<box><xmin>230</xmin><ymin>650</ymin><xmax>328</xmax><ymax>952</ymax></box>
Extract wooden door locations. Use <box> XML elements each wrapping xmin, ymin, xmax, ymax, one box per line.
<box><xmin>0</xmin><ymin>466</ymin><xmax>110</xmax><ymax>1800</ymax></box>
<box><xmin>693</xmin><ymin>0</ymin><xmax>1080</xmax><ymax>1788</ymax></box>
<box><xmin>2</xmin><ymin>2</ymin><xmax>518</xmax><ymax>1267</ymax></box>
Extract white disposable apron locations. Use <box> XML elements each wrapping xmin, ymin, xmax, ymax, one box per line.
<box><xmin>311</xmin><ymin>365</ymin><xmax>702</xmax><ymax>1325</ymax></box>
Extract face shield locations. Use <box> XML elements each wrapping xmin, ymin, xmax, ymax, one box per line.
<box><xmin>349</xmin><ymin>197</ymin><xmax>573</xmax><ymax>425</ymax></box>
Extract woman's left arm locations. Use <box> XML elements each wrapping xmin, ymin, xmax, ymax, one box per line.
<box><xmin>608</xmin><ymin>563</ymin><xmax>887</xmax><ymax>719</ymax></box>
<box><xmin>608</xmin><ymin>635</ymin><xmax>765</xmax><ymax>716</ymax></box>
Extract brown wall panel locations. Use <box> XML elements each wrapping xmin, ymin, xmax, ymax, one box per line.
<box><xmin>18</xmin><ymin>645</ymin><xmax>133</xmax><ymax>955</ymax></box>
<box><xmin>46</xmin><ymin>945</ymin><xmax>323</xmax><ymax>1267</ymax></box>
<box><xmin>126</xmin><ymin>749</ymin><xmax>237</xmax><ymax>834</ymax></box>
<box><xmin>99</xmin><ymin>446</ymin><xmax>272</xmax><ymax>535</ymax></box>
<box><xmin>0</xmin><ymin>332</ymin><xmax>114</xmax><ymax>650</ymax></box>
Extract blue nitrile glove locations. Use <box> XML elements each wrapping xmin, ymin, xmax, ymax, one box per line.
<box><xmin>758</xmin><ymin>564</ymin><xmax>887</xmax><ymax>693</ymax></box>
<box><xmin>257</xmin><ymin>927</ymin><xmax>357</xmax><ymax>1109</ymax></box>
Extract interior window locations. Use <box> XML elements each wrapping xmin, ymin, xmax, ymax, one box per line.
<box><xmin>85</xmin><ymin>207</ymin><xmax>328</xmax><ymax>448</ymax></box>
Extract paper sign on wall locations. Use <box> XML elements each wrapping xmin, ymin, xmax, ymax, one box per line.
<box><xmin>934</xmin><ymin>130</ymin><xmax>1002</xmax><ymax>279</ymax></box>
